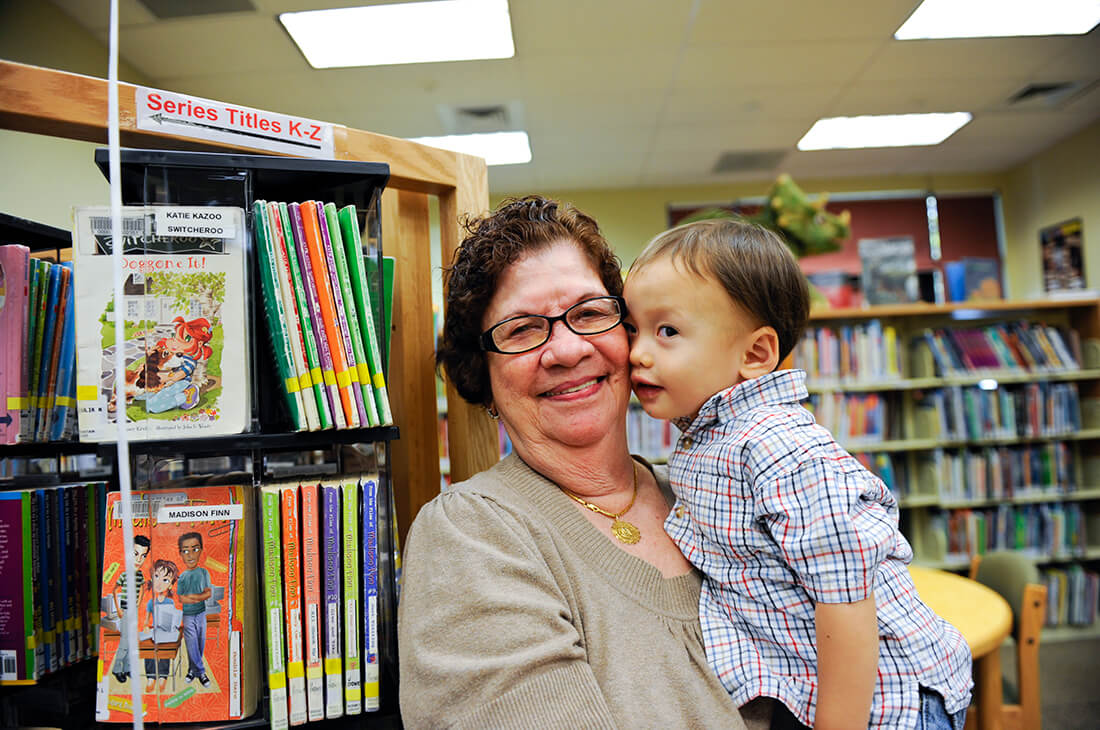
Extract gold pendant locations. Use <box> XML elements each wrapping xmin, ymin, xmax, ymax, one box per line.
<box><xmin>611</xmin><ymin>519</ymin><xmax>641</xmax><ymax>544</ymax></box>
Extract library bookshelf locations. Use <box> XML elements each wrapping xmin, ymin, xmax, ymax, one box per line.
<box><xmin>794</xmin><ymin>297</ymin><xmax>1100</xmax><ymax>639</ymax></box>
<box><xmin>0</xmin><ymin>60</ymin><xmax>501</xmax><ymax>725</ymax></box>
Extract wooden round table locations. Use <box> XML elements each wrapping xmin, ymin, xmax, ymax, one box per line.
<box><xmin>910</xmin><ymin>565</ymin><xmax>1013</xmax><ymax>730</ymax></box>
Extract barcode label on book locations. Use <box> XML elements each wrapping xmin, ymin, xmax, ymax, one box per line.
<box><xmin>269</xmin><ymin>608</ymin><xmax>284</xmax><ymax>672</ymax></box>
<box><xmin>308</xmin><ymin>604</ymin><xmax>320</xmax><ymax>663</ymax></box>
<box><xmin>0</xmin><ymin>650</ymin><xmax>17</xmax><ymax>680</ymax></box>
<box><xmin>89</xmin><ymin>215</ymin><xmax>148</xmax><ymax>236</ymax></box>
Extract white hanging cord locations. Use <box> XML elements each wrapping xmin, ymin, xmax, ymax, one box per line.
<box><xmin>107</xmin><ymin>0</ymin><xmax>142</xmax><ymax>726</ymax></box>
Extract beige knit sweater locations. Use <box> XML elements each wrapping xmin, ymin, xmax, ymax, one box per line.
<box><xmin>398</xmin><ymin>453</ymin><xmax>757</xmax><ymax>729</ymax></box>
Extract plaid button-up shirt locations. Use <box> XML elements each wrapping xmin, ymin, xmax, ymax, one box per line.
<box><xmin>665</xmin><ymin>370</ymin><xmax>972</xmax><ymax>728</ymax></box>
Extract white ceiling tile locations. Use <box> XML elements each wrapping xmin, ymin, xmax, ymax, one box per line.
<box><xmin>1029</xmin><ymin>29</ymin><xmax>1100</xmax><ymax>80</ymax></box>
<box><xmin>829</xmin><ymin>78</ymin><xmax>1027</xmax><ymax>116</ymax></box>
<box><xmin>861</xmin><ymin>37</ymin><xmax>1084</xmax><ymax>82</ymax></box>
<box><xmin>509</xmin><ymin>0</ymin><xmax>695</xmax><ymax>54</ymax></box>
<box><xmin>688</xmin><ymin>0</ymin><xmax>916</xmax><ymax>43</ymax></box>
<box><xmin>651</xmin><ymin>119</ymin><xmax>810</xmax><ymax>152</ymax></box>
<box><xmin>524</xmin><ymin>90</ymin><xmax>664</xmax><ymax>134</ymax></box>
<box><xmin>49</xmin><ymin>0</ymin><xmax>155</xmax><ymax>30</ymax></box>
<box><xmin>674</xmin><ymin>41</ymin><xmax>883</xmax><ymax>91</ymax></box>
<box><xmin>660</xmin><ymin>84</ymin><xmax>841</xmax><ymax>124</ymax></box>
<box><xmin>518</xmin><ymin>48</ymin><xmax>678</xmax><ymax>94</ymax></box>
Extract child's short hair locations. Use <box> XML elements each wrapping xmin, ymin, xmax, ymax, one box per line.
<box><xmin>178</xmin><ymin>531</ymin><xmax>203</xmax><ymax>550</ymax></box>
<box><xmin>152</xmin><ymin>559</ymin><xmax>179</xmax><ymax>596</ymax></box>
<box><xmin>631</xmin><ymin>218</ymin><xmax>810</xmax><ymax>362</ymax></box>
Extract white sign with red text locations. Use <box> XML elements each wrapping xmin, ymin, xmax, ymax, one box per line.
<box><xmin>136</xmin><ymin>87</ymin><xmax>335</xmax><ymax>159</ymax></box>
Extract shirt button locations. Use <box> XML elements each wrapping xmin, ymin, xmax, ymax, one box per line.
<box><xmin>675</xmin><ymin>506</ymin><xmax>686</xmax><ymax>518</ymax></box>
<box><xmin>680</xmin><ymin>436</ymin><xmax>693</xmax><ymax>448</ymax></box>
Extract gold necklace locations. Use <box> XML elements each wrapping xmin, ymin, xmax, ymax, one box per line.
<box><xmin>561</xmin><ymin>462</ymin><xmax>641</xmax><ymax>544</ymax></box>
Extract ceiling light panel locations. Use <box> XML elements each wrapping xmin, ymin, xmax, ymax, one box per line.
<box><xmin>797</xmin><ymin>113</ymin><xmax>973</xmax><ymax>150</ymax></box>
<box><xmin>280</xmin><ymin>0</ymin><xmax>515</xmax><ymax>69</ymax></box>
<box><xmin>407</xmin><ymin>131</ymin><xmax>532</xmax><ymax>165</ymax></box>
<box><xmin>895</xmin><ymin>0</ymin><xmax>1100</xmax><ymax>39</ymax></box>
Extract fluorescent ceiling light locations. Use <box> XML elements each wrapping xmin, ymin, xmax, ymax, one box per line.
<box><xmin>280</xmin><ymin>0</ymin><xmax>515</xmax><ymax>69</ymax></box>
<box><xmin>797</xmin><ymin>113</ymin><xmax>973</xmax><ymax>150</ymax></box>
<box><xmin>408</xmin><ymin>131</ymin><xmax>532</xmax><ymax>165</ymax></box>
<box><xmin>895</xmin><ymin>0</ymin><xmax>1100</xmax><ymax>39</ymax></box>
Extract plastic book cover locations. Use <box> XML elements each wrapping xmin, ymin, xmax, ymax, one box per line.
<box><xmin>0</xmin><ymin>491</ymin><xmax>35</xmax><ymax>681</ymax></box>
<box><xmin>320</xmin><ymin>482</ymin><xmax>343</xmax><ymax>719</ymax></box>
<box><xmin>274</xmin><ymin>202</ymin><xmax>331</xmax><ymax>430</ymax></box>
<box><xmin>38</xmin><ymin>264</ymin><xmax>70</xmax><ymax>441</ymax></box>
<box><xmin>252</xmin><ymin>201</ymin><xmax>306</xmax><ymax>431</ymax></box>
<box><xmin>288</xmin><ymin>203</ymin><xmax>343</xmax><ymax>429</ymax></box>
<box><xmin>33</xmin><ymin>263</ymin><xmax>61</xmax><ymax>439</ymax></box>
<box><xmin>360</xmin><ymin>474</ymin><xmax>380</xmax><ymax>710</ymax></box>
<box><xmin>322</xmin><ymin>203</ymin><xmax>378</xmax><ymax>427</ymax></box>
<box><xmin>33</xmin><ymin>489</ymin><xmax>54</xmax><ymax>674</ymax></box>
<box><xmin>315</xmin><ymin>202</ymin><xmax>366</xmax><ymax>428</ymax></box>
<box><xmin>22</xmin><ymin>260</ymin><xmax>46</xmax><ymax>442</ymax></box>
<box><xmin>340</xmin><ymin>480</ymin><xmax>361</xmax><ymax>714</ymax></box>
<box><xmin>299</xmin><ymin>203</ymin><xmax>355</xmax><ymax>428</ymax></box>
<box><xmin>0</xmin><ymin>245</ymin><xmax>29</xmax><ymax>444</ymax></box>
<box><xmin>280</xmin><ymin>483</ymin><xmax>308</xmax><ymax>726</ymax></box>
<box><xmin>858</xmin><ymin>236</ymin><xmax>919</xmax><ymax>306</ymax></box>
<box><xmin>260</xmin><ymin>486</ymin><xmax>290</xmax><ymax>730</ymax></box>
<box><xmin>72</xmin><ymin>206</ymin><xmax>249</xmax><ymax>442</ymax></box>
<box><xmin>27</xmin><ymin>488</ymin><xmax>43</xmax><ymax>678</ymax></box>
<box><xmin>298</xmin><ymin>481</ymin><xmax>324</xmax><ymax>720</ymax></box>
<box><xmin>49</xmin><ymin>263</ymin><xmax>77</xmax><ymax>441</ymax></box>
<box><xmin>96</xmin><ymin>485</ymin><xmax>259</xmax><ymax>723</ymax></box>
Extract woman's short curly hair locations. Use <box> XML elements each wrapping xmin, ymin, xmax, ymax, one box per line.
<box><xmin>436</xmin><ymin>195</ymin><xmax>623</xmax><ymax>407</ymax></box>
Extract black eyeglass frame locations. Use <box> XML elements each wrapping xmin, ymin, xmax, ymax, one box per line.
<box><xmin>479</xmin><ymin>295</ymin><xmax>627</xmax><ymax>355</ymax></box>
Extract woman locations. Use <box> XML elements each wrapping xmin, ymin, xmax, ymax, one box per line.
<box><xmin>398</xmin><ymin>196</ymin><xmax>765</xmax><ymax>728</ymax></box>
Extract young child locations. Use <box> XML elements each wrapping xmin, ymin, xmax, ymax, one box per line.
<box><xmin>622</xmin><ymin>218</ymin><xmax>972</xmax><ymax>729</ymax></box>
<box><xmin>144</xmin><ymin>559</ymin><xmax>180</xmax><ymax>693</ymax></box>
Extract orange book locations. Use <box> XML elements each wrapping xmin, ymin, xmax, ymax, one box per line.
<box><xmin>298</xmin><ymin>203</ymin><xmax>356</xmax><ymax>426</ymax></box>
<box><xmin>299</xmin><ymin>482</ymin><xmax>324</xmax><ymax>721</ymax></box>
<box><xmin>280</xmin><ymin>484</ymin><xmax>307</xmax><ymax>725</ymax></box>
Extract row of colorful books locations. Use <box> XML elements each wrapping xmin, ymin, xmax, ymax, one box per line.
<box><xmin>1041</xmin><ymin>564</ymin><xmax>1098</xmax><ymax>627</ymax></box>
<box><xmin>851</xmin><ymin>451</ymin><xmax>908</xmax><ymax>498</ymax></box>
<box><xmin>937</xmin><ymin>502</ymin><xmax>1088</xmax><ymax>562</ymax></box>
<box><xmin>0</xmin><ymin>482</ymin><xmax>106</xmax><ymax>682</ymax></box>
<box><xmin>0</xmin><ymin>246</ymin><xmax>77</xmax><ymax>444</ymax></box>
<box><xmin>918</xmin><ymin>321</ymin><xmax>1082</xmax><ymax>376</ymax></box>
<box><xmin>914</xmin><ymin>382</ymin><xmax>1081</xmax><ymax>443</ymax></box>
<box><xmin>260</xmin><ymin>476</ymin><xmax>382</xmax><ymax>729</ymax></box>
<box><xmin>930</xmin><ymin>442</ymin><xmax>1076</xmax><ymax>502</ymax></box>
<box><xmin>805</xmin><ymin>391</ymin><xmax>895</xmax><ymax>444</ymax></box>
<box><xmin>252</xmin><ymin>201</ymin><xmax>391</xmax><ymax>433</ymax></box>
<box><xmin>792</xmin><ymin>320</ymin><xmax>903</xmax><ymax>382</ymax></box>
<box><xmin>626</xmin><ymin>404</ymin><xmax>676</xmax><ymax>462</ymax></box>
<box><xmin>95</xmin><ymin>485</ymin><xmax>259</xmax><ymax>723</ymax></box>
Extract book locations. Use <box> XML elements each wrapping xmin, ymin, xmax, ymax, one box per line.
<box><xmin>0</xmin><ymin>491</ymin><xmax>35</xmax><ymax>681</ymax></box>
<box><xmin>280</xmin><ymin>483</ymin><xmax>308</xmax><ymax>726</ymax></box>
<box><xmin>34</xmin><ymin>262</ymin><xmax>61</xmax><ymax>439</ymax></box>
<box><xmin>49</xmin><ymin>262</ymin><xmax>77</xmax><ymax>441</ymax></box>
<box><xmin>0</xmin><ymin>245</ymin><xmax>29</xmax><ymax>443</ymax></box>
<box><xmin>276</xmin><ymin>202</ymin><xmax>332</xmax><ymax>430</ymax></box>
<box><xmin>323</xmin><ymin>202</ymin><xmax>378</xmax><ymax>427</ymax></box>
<box><xmin>361</xmin><ymin>474</ymin><xmax>380</xmax><ymax>711</ymax></box>
<box><xmin>337</xmin><ymin>206</ymin><xmax>393</xmax><ymax>424</ymax></box>
<box><xmin>288</xmin><ymin>203</ymin><xmax>344</xmax><ymax>429</ymax></box>
<box><xmin>260</xmin><ymin>487</ymin><xmax>290</xmax><ymax>730</ymax></box>
<box><xmin>945</xmin><ymin>258</ymin><xmax>1002</xmax><ymax>302</ymax></box>
<box><xmin>96</xmin><ymin>486</ymin><xmax>259</xmax><ymax>723</ymax></box>
<box><xmin>299</xmin><ymin>481</ymin><xmax>324</xmax><ymax>721</ymax></box>
<box><xmin>321</xmin><ymin>482</ymin><xmax>343</xmax><ymax>719</ymax></box>
<box><xmin>299</xmin><ymin>203</ymin><xmax>357</xmax><ymax>427</ymax></box>
<box><xmin>72</xmin><ymin>206</ymin><xmax>249</xmax><ymax>441</ymax></box>
<box><xmin>253</xmin><ymin>201</ymin><xmax>306</xmax><ymax>432</ymax></box>
<box><xmin>1040</xmin><ymin>218</ymin><xmax>1087</xmax><ymax>293</ymax></box>
<box><xmin>340</xmin><ymin>480</ymin><xmax>361</xmax><ymax>714</ymax></box>
<box><xmin>315</xmin><ymin>203</ymin><xmax>366</xmax><ymax>427</ymax></box>
<box><xmin>364</xmin><ymin>254</ymin><xmax>394</xmax><ymax>373</ymax></box>
<box><xmin>859</xmin><ymin>236</ymin><xmax>919</xmax><ymax>306</ymax></box>
<box><xmin>28</xmin><ymin>261</ymin><xmax>50</xmax><ymax>441</ymax></box>
<box><xmin>39</xmin><ymin>263</ymin><xmax>71</xmax><ymax>441</ymax></box>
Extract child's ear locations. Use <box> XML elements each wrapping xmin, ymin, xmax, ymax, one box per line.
<box><xmin>738</xmin><ymin>326</ymin><xmax>780</xmax><ymax>380</ymax></box>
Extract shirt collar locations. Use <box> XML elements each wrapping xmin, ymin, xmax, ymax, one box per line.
<box><xmin>674</xmin><ymin>369</ymin><xmax>809</xmax><ymax>435</ymax></box>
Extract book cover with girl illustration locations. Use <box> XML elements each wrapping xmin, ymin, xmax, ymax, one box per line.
<box><xmin>72</xmin><ymin>206</ymin><xmax>248</xmax><ymax>441</ymax></box>
<box><xmin>95</xmin><ymin>485</ymin><xmax>259</xmax><ymax>723</ymax></box>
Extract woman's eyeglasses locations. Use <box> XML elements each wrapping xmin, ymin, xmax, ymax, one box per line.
<box><xmin>480</xmin><ymin>295</ymin><xmax>626</xmax><ymax>354</ymax></box>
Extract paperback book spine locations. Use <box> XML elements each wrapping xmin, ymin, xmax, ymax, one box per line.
<box><xmin>266</xmin><ymin>203</ymin><xmax>319</xmax><ymax>431</ymax></box>
<box><xmin>361</xmin><ymin>475</ymin><xmax>380</xmax><ymax>710</ymax></box>
<box><xmin>260</xmin><ymin>486</ymin><xmax>290</xmax><ymax>730</ymax></box>
<box><xmin>0</xmin><ymin>246</ymin><xmax>29</xmax><ymax>444</ymax></box>
<box><xmin>33</xmin><ymin>263</ymin><xmax>60</xmax><ymax>439</ymax></box>
<box><xmin>21</xmin><ymin>260</ymin><xmax>43</xmax><ymax>442</ymax></box>
<box><xmin>299</xmin><ymin>482</ymin><xmax>325</xmax><ymax>721</ymax></box>
<box><xmin>28</xmin><ymin>488</ymin><xmax>43</xmax><ymax>677</ymax></box>
<box><xmin>292</xmin><ymin>202</ymin><xmax>347</xmax><ymax>430</ymax></box>
<box><xmin>49</xmin><ymin>263</ymin><xmax>76</xmax><ymax>441</ymax></box>
<box><xmin>280</xmin><ymin>483</ymin><xmax>308</xmax><ymax>726</ymax></box>
<box><xmin>321</xmin><ymin>482</ymin><xmax>343</xmax><ymax>719</ymax></box>
<box><xmin>277</xmin><ymin>202</ymin><xmax>332</xmax><ymax>430</ymax></box>
<box><xmin>341</xmin><ymin>480</ymin><xmax>362</xmax><ymax>715</ymax></box>
<box><xmin>253</xmin><ymin>201</ymin><xmax>306</xmax><ymax>431</ymax></box>
<box><xmin>315</xmin><ymin>203</ymin><xmax>366</xmax><ymax>427</ymax></box>
<box><xmin>322</xmin><ymin>203</ymin><xmax>378</xmax><ymax>427</ymax></box>
<box><xmin>337</xmin><ymin>206</ymin><xmax>393</xmax><ymax>424</ymax></box>
<box><xmin>0</xmin><ymin>492</ymin><xmax>34</xmax><ymax>680</ymax></box>
<box><xmin>34</xmin><ymin>489</ymin><xmax>54</xmax><ymax>673</ymax></box>
<box><xmin>38</xmin><ymin>264</ymin><xmax>69</xmax><ymax>441</ymax></box>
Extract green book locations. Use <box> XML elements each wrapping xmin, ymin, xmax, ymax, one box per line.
<box><xmin>0</xmin><ymin>491</ymin><xmax>35</xmax><ymax>680</ymax></box>
<box><xmin>253</xmin><ymin>201</ymin><xmax>305</xmax><ymax>431</ymax></box>
<box><xmin>278</xmin><ymin>202</ymin><xmax>332</xmax><ymax>430</ymax></box>
<box><xmin>21</xmin><ymin>260</ymin><xmax>42</xmax><ymax>441</ymax></box>
<box><xmin>323</xmin><ymin>203</ymin><xmax>379</xmax><ymax>427</ymax></box>
<box><xmin>364</xmin><ymin>255</ymin><xmax>394</xmax><ymax>373</ymax></box>
<box><xmin>341</xmin><ymin>480</ymin><xmax>362</xmax><ymax>715</ymax></box>
<box><xmin>337</xmin><ymin>206</ymin><xmax>392</xmax><ymax>425</ymax></box>
<box><xmin>261</xmin><ymin>486</ymin><xmax>290</xmax><ymax>730</ymax></box>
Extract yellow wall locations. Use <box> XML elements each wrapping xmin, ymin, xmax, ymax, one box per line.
<box><xmin>1000</xmin><ymin>120</ymin><xmax>1100</xmax><ymax>298</ymax></box>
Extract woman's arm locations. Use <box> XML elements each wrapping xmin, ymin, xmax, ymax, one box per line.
<box><xmin>398</xmin><ymin>491</ymin><xmax>615</xmax><ymax>730</ymax></box>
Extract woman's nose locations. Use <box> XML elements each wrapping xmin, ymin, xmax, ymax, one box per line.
<box><xmin>540</xmin><ymin>320</ymin><xmax>594</xmax><ymax>366</ymax></box>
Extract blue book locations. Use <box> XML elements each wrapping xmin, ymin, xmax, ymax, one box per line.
<box><xmin>33</xmin><ymin>264</ymin><xmax>61</xmax><ymax>439</ymax></box>
<box><xmin>361</xmin><ymin>474</ymin><xmax>379</xmax><ymax>711</ymax></box>
<box><xmin>34</xmin><ymin>489</ymin><xmax>53</xmax><ymax>673</ymax></box>
<box><xmin>49</xmin><ymin>263</ymin><xmax>76</xmax><ymax>441</ymax></box>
